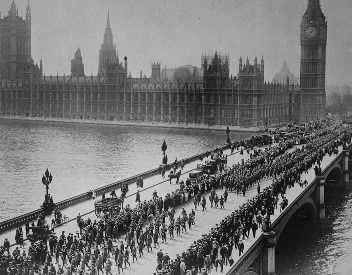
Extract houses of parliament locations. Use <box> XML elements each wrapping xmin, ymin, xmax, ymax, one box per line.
<box><xmin>0</xmin><ymin>0</ymin><xmax>327</xmax><ymax>128</ymax></box>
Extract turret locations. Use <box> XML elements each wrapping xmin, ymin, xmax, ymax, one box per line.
<box><xmin>25</xmin><ymin>0</ymin><xmax>31</xmax><ymax>61</ymax></box>
<box><xmin>26</xmin><ymin>0</ymin><xmax>31</xmax><ymax>21</ymax></box>
<box><xmin>103</xmin><ymin>11</ymin><xmax>113</xmax><ymax>45</ymax></box>
<box><xmin>239</xmin><ymin>56</ymin><xmax>243</xmax><ymax>71</ymax></box>
<box><xmin>71</xmin><ymin>47</ymin><xmax>85</xmax><ymax>77</ymax></box>
<box><xmin>8</xmin><ymin>0</ymin><xmax>17</xmax><ymax>18</ymax></box>
<box><xmin>98</xmin><ymin>11</ymin><xmax>125</xmax><ymax>79</ymax></box>
<box><xmin>40</xmin><ymin>59</ymin><xmax>43</xmax><ymax>75</ymax></box>
<box><xmin>151</xmin><ymin>62</ymin><xmax>161</xmax><ymax>80</ymax></box>
<box><xmin>261</xmin><ymin>56</ymin><xmax>264</xmax><ymax>73</ymax></box>
<box><xmin>202</xmin><ymin>55</ymin><xmax>208</xmax><ymax>76</ymax></box>
<box><xmin>124</xmin><ymin>56</ymin><xmax>128</xmax><ymax>72</ymax></box>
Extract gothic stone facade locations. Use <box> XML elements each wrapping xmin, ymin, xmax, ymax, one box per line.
<box><xmin>0</xmin><ymin>0</ymin><xmax>325</xmax><ymax>128</ymax></box>
<box><xmin>0</xmin><ymin>55</ymin><xmax>296</xmax><ymax>127</ymax></box>
<box><xmin>299</xmin><ymin>0</ymin><xmax>327</xmax><ymax>121</ymax></box>
<box><xmin>0</xmin><ymin>1</ymin><xmax>41</xmax><ymax>81</ymax></box>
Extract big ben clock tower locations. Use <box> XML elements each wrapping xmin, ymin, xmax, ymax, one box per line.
<box><xmin>300</xmin><ymin>0</ymin><xmax>327</xmax><ymax>122</ymax></box>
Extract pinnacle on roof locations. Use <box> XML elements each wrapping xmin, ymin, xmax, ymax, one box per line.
<box><xmin>303</xmin><ymin>0</ymin><xmax>325</xmax><ymax>20</ymax></box>
<box><xmin>103</xmin><ymin>11</ymin><xmax>113</xmax><ymax>45</ymax></box>
<box><xmin>107</xmin><ymin>11</ymin><xmax>110</xmax><ymax>27</ymax></box>
<box><xmin>9</xmin><ymin>0</ymin><xmax>17</xmax><ymax>17</ymax></box>
<box><xmin>308</xmin><ymin>0</ymin><xmax>320</xmax><ymax>7</ymax></box>
<box><xmin>76</xmin><ymin>47</ymin><xmax>81</xmax><ymax>56</ymax></box>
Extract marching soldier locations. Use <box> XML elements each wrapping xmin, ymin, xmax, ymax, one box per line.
<box><xmin>201</xmin><ymin>196</ymin><xmax>206</xmax><ymax>211</ymax></box>
<box><xmin>135</xmin><ymin>191</ymin><xmax>140</xmax><ymax>203</ymax></box>
<box><xmin>168</xmin><ymin>222</ymin><xmax>174</xmax><ymax>238</ymax></box>
<box><xmin>131</xmin><ymin>245</ymin><xmax>138</xmax><ymax>263</ymax></box>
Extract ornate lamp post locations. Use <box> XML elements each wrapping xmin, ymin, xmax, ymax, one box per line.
<box><xmin>226</xmin><ymin>126</ymin><xmax>231</xmax><ymax>144</ymax></box>
<box><xmin>41</xmin><ymin>168</ymin><xmax>55</xmax><ymax>215</ymax></box>
<box><xmin>161</xmin><ymin>140</ymin><xmax>168</xmax><ymax>164</ymax></box>
<box><xmin>42</xmin><ymin>168</ymin><xmax>53</xmax><ymax>197</ymax></box>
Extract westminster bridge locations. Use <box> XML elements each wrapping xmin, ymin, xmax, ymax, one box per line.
<box><xmin>0</xmin><ymin>134</ymin><xmax>350</xmax><ymax>275</ymax></box>
<box><xmin>226</xmin><ymin>144</ymin><xmax>352</xmax><ymax>275</ymax></box>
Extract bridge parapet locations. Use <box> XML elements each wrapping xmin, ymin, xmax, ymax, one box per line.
<box><xmin>0</xmin><ymin>143</ymin><xmax>232</xmax><ymax>235</ymax></box>
<box><xmin>0</xmin><ymin>209</ymin><xmax>42</xmax><ymax>234</ymax></box>
<box><xmin>227</xmin><ymin>236</ymin><xmax>263</xmax><ymax>275</ymax></box>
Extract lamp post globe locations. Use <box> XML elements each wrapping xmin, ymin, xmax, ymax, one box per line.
<box><xmin>42</xmin><ymin>168</ymin><xmax>55</xmax><ymax>215</ymax></box>
<box><xmin>42</xmin><ymin>168</ymin><xmax>53</xmax><ymax>196</ymax></box>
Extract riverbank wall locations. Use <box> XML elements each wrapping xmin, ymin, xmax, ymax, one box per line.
<box><xmin>0</xmin><ymin>116</ymin><xmax>263</xmax><ymax>133</ymax></box>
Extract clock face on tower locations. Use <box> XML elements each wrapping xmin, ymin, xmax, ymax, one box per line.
<box><xmin>304</xmin><ymin>26</ymin><xmax>318</xmax><ymax>38</ymax></box>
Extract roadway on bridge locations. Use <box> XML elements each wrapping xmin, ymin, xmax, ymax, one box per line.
<box><xmin>0</xmin><ymin>146</ymin><xmax>233</xmax><ymax>242</ymax></box>
<box><xmin>49</xmin><ymin>146</ymin><xmax>266</xmax><ymax>275</ymax></box>
<box><xmin>1</xmin><ymin>145</ymin><xmax>256</xmax><ymax>273</ymax></box>
<box><xmin>4</xmin><ymin>142</ymin><xmax>330</xmax><ymax>275</ymax></box>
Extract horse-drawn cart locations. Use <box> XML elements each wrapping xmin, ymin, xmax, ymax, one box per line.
<box><xmin>27</xmin><ymin>217</ymin><xmax>54</xmax><ymax>243</ymax></box>
<box><xmin>198</xmin><ymin>160</ymin><xmax>218</xmax><ymax>175</ymax></box>
<box><xmin>168</xmin><ymin>170</ymin><xmax>181</xmax><ymax>184</ymax></box>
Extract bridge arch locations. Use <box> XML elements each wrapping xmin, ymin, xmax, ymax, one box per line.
<box><xmin>275</xmin><ymin>197</ymin><xmax>316</xmax><ymax>243</ymax></box>
<box><xmin>325</xmin><ymin>164</ymin><xmax>343</xmax><ymax>185</ymax></box>
<box><xmin>244</xmin><ymin>269</ymin><xmax>259</xmax><ymax>275</ymax></box>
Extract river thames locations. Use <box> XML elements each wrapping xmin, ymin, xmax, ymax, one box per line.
<box><xmin>1</xmin><ymin>119</ymin><xmax>352</xmax><ymax>275</ymax></box>
<box><xmin>0</xmin><ymin>118</ymin><xmax>252</xmax><ymax>220</ymax></box>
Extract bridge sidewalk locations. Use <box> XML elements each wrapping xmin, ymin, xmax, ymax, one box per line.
<box><xmin>2</xmin><ymin>146</ymin><xmax>264</xmax><ymax>274</ymax></box>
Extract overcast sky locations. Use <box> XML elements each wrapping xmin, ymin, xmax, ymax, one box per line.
<box><xmin>1</xmin><ymin>0</ymin><xmax>352</xmax><ymax>86</ymax></box>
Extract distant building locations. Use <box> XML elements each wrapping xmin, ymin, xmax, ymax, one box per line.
<box><xmin>151</xmin><ymin>63</ymin><xmax>161</xmax><ymax>81</ymax></box>
<box><xmin>0</xmin><ymin>0</ymin><xmax>326</xmax><ymax>127</ymax></box>
<box><xmin>97</xmin><ymin>12</ymin><xmax>127</xmax><ymax>82</ymax></box>
<box><xmin>326</xmin><ymin>86</ymin><xmax>340</xmax><ymax>95</ymax></box>
<box><xmin>272</xmin><ymin>61</ymin><xmax>298</xmax><ymax>85</ymax></box>
<box><xmin>326</xmin><ymin>86</ymin><xmax>341</xmax><ymax>106</ymax></box>
<box><xmin>341</xmin><ymin>85</ymin><xmax>352</xmax><ymax>95</ymax></box>
<box><xmin>71</xmin><ymin>48</ymin><xmax>85</xmax><ymax>77</ymax></box>
<box><xmin>0</xmin><ymin>0</ymin><xmax>41</xmax><ymax>81</ymax></box>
